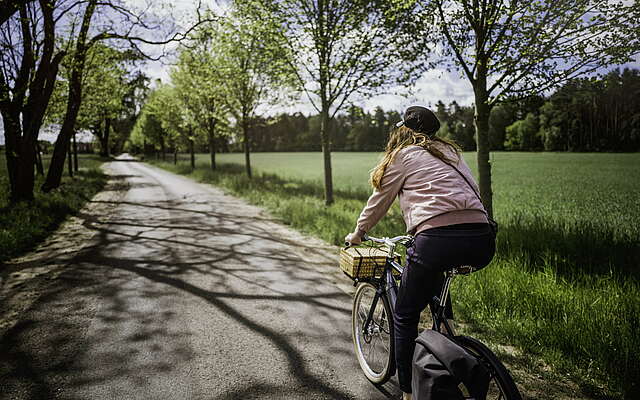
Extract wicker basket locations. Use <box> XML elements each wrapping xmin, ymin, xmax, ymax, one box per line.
<box><xmin>339</xmin><ymin>247</ymin><xmax>401</xmax><ymax>279</ymax></box>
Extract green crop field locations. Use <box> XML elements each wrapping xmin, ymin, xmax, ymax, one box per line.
<box><xmin>158</xmin><ymin>151</ymin><xmax>640</xmax><ymax>399</ymax></box>
<box><xmin>190</xmin><ymin>151</ymin><xmax>639</xmax><ymax>252</ymax></box>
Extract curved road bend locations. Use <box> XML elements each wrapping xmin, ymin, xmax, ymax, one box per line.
<box><xmin>1</xmin><ymin>155</ymin><xmax>402</xmax><ymax>399</ymax></box>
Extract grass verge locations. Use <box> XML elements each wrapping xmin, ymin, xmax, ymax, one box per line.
<box><xmin>0</xmin><ymin>154</ymin><xmax>108</xmax><ymax>263</ymax></box>
<box><xmin>149</xmin><ymin>158</ymin><xmax>638</xmax><ymax>399</ymax></box>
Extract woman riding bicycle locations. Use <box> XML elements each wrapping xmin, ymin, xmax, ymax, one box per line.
<box><xmin>344</xmin><ymin>106</ymin><xmax>495</xmax><ymax>400</ymax></box>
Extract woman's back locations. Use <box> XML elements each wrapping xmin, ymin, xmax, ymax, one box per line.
<box><xmin>396</xmin><ymin>144</ymin><xmax>487</xmax><ymax>234</ymax></box>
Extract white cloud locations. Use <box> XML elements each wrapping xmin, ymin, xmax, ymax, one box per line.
<box><xmin>362</xmin><ymin>69</ymin><xmax>475</xmax><ymax>114</ymax></box>
<box><xmin>258</xmin><ymin>68</ymin><xmax>476</xmax><ymax>117</ymax></box>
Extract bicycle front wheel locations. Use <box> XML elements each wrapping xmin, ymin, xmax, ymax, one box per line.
<box><xmin>456</xmin><ymin>335</ymin><xmax>523</xmax><ymax>400</ymax></box>
<box><xmin>352</xmin><ymin>282</ymin><xmax>395</xmax><ymax>384</ymax></box>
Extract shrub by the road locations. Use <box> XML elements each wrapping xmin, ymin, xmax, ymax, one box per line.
<box><xmin>0</xmin><ymin>154</ymin><xmax>107</xmax><ymax>263</ymax></box>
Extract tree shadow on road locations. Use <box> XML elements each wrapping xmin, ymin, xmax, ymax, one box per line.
<box><xmin>0</xmin><ymin>177</ymin><xmax>397</xmax><ymax>399</ymax></box>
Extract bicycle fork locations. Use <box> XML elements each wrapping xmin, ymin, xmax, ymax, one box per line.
<box><xmin>362</xmin><ymin>270</ymin><xmax>398</xmax><ymax>335</ymax></box>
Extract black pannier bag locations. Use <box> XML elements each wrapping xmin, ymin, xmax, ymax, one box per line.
<box><xmin>412</xmin><ymin>330</ymin><xmax>490</xmax><ymax>400</ymax></box>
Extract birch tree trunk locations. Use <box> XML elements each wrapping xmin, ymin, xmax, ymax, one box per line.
<box><xmin>473</xmin><ymin>74</ymin><xmax>494</xmax><ymax>218</ymax></box>
<box><xmin>319</xmin><ymin>106</ymin><xmax>333</xmax><ymax>205</ymax></box>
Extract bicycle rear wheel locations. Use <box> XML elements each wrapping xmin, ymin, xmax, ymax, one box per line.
<box><xmin>352</xmin><ymin>282</ymin><xmax>395</xmax><ymax>384</ymax></box>
<box><xmin>456</xmin><ymin>335</ymin><xmax>523</xmax><ymax>400</ymax></box>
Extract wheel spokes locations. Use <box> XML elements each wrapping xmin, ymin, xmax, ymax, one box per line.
<box><xmin>354</xmin><ymin>285</ymin><xmax>393</xmax><ymax>381</ymax></box>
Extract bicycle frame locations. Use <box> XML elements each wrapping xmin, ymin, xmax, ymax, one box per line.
<box><xmin>360</xmin><ymin>257</ymin><xmax>403</xmax><ymax>337</ymax></box>
<box><xmin>360</xmin><ymin>254</ymin><xmax>459</xmax><ymax>338</ymax></box>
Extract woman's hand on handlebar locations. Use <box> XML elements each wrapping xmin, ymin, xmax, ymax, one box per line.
<box><xmin>344</xmin><ymin>231</ymin><xmax>364</xmax><ymax>247</ymax></box>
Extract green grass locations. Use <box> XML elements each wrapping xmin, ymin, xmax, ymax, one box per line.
<box><xmin>0</xmin><ymin>153</ymin><xmax>108</xmax><ymax>263</ymax></box>
<box><xmin>153</xmin><ymin>151</ymin><xmax>639</xmax><ymax>399</ymax></box>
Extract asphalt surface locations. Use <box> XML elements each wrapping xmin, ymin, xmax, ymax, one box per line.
<box><xmin>0</xmin><ymin>156</ymin><xmax>402</xmax><ymax>399</ymax></box>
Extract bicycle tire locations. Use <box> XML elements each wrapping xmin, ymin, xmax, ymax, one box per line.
<box><xmin>455</xmin><ymin>335</ymin><xmax>523</xmax><ymax>400</ymax></box>
<box><xmin>352</xmin><ymin>282</ymin><xmax>395</xmax><ymax>384</ymax></box>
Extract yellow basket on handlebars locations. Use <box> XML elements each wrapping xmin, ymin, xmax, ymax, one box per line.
<box><xmin>339</xmin><ymin>247</ymin><xmax>401</xmax><ymax>279</ymax></box>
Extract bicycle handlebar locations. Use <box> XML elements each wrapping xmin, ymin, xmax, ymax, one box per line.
<box><xmin>344</xmin><ymin>233</ymin><xmax>413</xmax><ymax>248</ymax></box>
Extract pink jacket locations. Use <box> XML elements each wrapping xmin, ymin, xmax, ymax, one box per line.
<box><xmin>355</xmin><ymin>144</ymin><xmax>488</xmax><ymax>236</ymax></box>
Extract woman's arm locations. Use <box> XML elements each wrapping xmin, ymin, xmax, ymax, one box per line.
<box><xmin>348</xmin><ymin>155</ymin><xmax>406</xmax><ymax>242</ymax></box>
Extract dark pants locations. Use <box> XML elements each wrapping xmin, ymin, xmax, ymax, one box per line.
<box><xmin>394</xmin><ymin>223</ymin><xmax>495</xmax><ymax>393</ymax></box>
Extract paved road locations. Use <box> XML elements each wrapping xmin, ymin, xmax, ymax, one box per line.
<box><xmin>1</xmin><ymin>157</ymin><xmax>402</xmax><ymax>399</ymax></box>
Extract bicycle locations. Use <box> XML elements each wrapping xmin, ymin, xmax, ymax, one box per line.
<box><xmin>347</xmin><ymin>234</ymin><xmax>522</xmax><ymax>399</ymax></box>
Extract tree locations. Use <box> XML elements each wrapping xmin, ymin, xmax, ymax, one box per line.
<box><xmin>417</xmin><ymin>0</ymin><xmax>640</xmax><ymax>216</ymax></box>
<box><xmin>504</xmin><ymin>112</ymin><xmax>540</xmax><ymax>150</ymax></box>
<box><xmin>170</xmin><ymin>19</ymin><xmax>232</xmax><ymax>172</ymax></box>
<box><xmin>42</xmin><ymin>0</ymin><xmax>212</xmax><ymax>192</ymax></box>
<box><xmin>81</xmin><ymin>46</ymin><xmax>140</xmax><ymax>157</ymax></box>
<box><xmin>47</xmin><ymin>43</ymin><xmax>135</xmax><ymax>157</ymax></box>
<box><xmin>204</xmin><ymin>11</ymin><xmax>294</xmax><ymax>178</ymax></box>
<box><xmin>245</xmin><ymin>0</ymin><xmax>422</xmax><ymax>204</ymax></box>
<box><xmin>0</xmin><ymin>0</ymin><xmax>66</xmax><ymax>201</ymax></box>
<box><xmin>488</xmin><ymin>103</ymin><xmax>515</xmax><ymax>150</ymax></box>
<box><xmin>130</xmin><ymin>88</ymin><xmax>171</xmax><ymax>158</ymax></box>
<box><xmin>0</xmin><ymin>0</ymin><xmax>35</xmax><ymax>25</ymax></box>
<box><xmin>535</xmin><ymin>69</ymin><xmax>640</xmax><ymax>152</ymax></box>
<box><xmin>149</xmin><ymin>84</ymin><xmax>189</xmax><ymax>163</ymax></box>
<box><xmin>110</xmin><ymin>71</ymin><xmax>150</xmax><ymax>156</ymax></box>
<box><xmin>1</xmin><ymin>0</ymin><xmax>210</xmax><ymax>200</ymax></box>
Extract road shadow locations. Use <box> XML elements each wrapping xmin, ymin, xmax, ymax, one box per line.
<box><xmin>0</xmin><ymin>165</ymin><xmax>398</xmax><ymax>399</ymax></box>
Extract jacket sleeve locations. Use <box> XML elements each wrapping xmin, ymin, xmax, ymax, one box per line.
<box><xmin>355</xmin><ymin>154</ymin><xmax>406</xmax><ymax>235</ymax></box>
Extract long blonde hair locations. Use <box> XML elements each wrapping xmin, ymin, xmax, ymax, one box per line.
<box><xmin>370</xmin><ymin>126</ymin><xmax>461</xmax><ymax>190</ymax></box>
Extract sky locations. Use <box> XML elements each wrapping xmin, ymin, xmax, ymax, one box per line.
<box><xmin>137</xmin><ymin>0</ymin><xmax>481</xmax><ymax>115</ymax></box>
<box><xmin>138</xmin><ymin>0</ymin><xmax>640</xmax><ymax>116</ymax></box>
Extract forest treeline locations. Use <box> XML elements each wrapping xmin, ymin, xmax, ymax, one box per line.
<box><xmin>237</xmin><ymin>68</ymin><xmax>639</xmax><ymax>153</ymax></box>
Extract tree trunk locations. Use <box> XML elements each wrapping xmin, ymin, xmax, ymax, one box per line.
<box><xmin>320</xmin><ymin>107</ymin><xmax>334</xmax><ymax>205</ymax></box>
<box><xmin>42</xmin><ymin>0</ymin><xmax>96</xmax><ymax>192</ymax></box>
<box><xmin>160</xmin><ymin>137</ymin><xmax>166</xmax><ymax>161</ymax></box>
<box><xmin>14</xmin><ymin>135</ymin><xmax>37</xmax><ymax>201</ymax></box>
<box><xmin>174</xmin><ymin>149</ymin><xmax>177</xmax><ymax>165</ymax></box>
<box><xmin>67</xmin><ymin>138</ymin><xmax>73</xmax><ymax>177</ymax></box>
<box><xmin>3</xmin><ymin>117</ymin><xmax>20</xmax><ymax>199</ymax></box>
<box><xmin>189</xmin><ymin>137</ymin><xmax>195</xmax><ymax>170</ymax></box>
<box><xmin>317</xmin><ymin>0</ymin><xmax>333</xmax><ymax>206</ymax></box>
<box><xmin>473</xmin><ymin>79</ymin><xmax>494</xmax><ymax>218</ymax></box>
<box><xmin>35</xmin><ymin>141</ymin><xmax>44</xmax><ymax>175</ymax></box>
<box><xmin>243</xmin><ymin>117</ymin><xmax>251</xmax><ymax>178</ymax></box>
<box><xmin>99</xmin><ymin>117</ymin><xmax>111</xmax><ymax>157</ymax></box>
<box><xmin>2</xmin><ymin>1</ymin><xmax>63</xmax><ymax>201</ymax></box>
<box><xmin>208</xmin><ymin>118</ymin><xmax>216</xmax><ymax>170</ymax></box>
<box><xmin>72</xmin><ymin>132</ymin><xmax>78</xmax><ymax>172</ymax></box>
<box><xmin>3</xmin><ymin>112</ymin><xmax>38</xmax><ymax>202</ymax></box>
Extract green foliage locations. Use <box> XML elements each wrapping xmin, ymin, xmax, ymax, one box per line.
<box><xmin>131</xmin><ymin>84</ymin><xmax>191</xmax><ymax>154</ymax></box>
<box><xmin>135</xmin><ymin>67</ymin><xmax>640</xmax><ymax>154</ymax></box>
<box><xmin>0</xmin><ymin>154</ymin><xmax>107</xmax><ymax>263</ymax></box>
<box><xmin>244</xmin><ymin>0</ymin><xmax>424</xmax><ymax>116</ymax></box>
<box><xmin>46</xmin><ymin>42</ymin><xmax>147</xmax><ymax>155</ymax></box>
<box><xmin>420</xmin><ymin>0</ymin><xmax>640</xmax><ymax>104</ymax></box>
<box><xmin>537</xmin><ymin>69</ymin><xmax>640</xmax><ymax>152</ymax></box>
<box><xmin>154</xmin><ymin>151</ymin><xmax>640</xmax><ymax>398</ymax></box>
<box><xmin>434</xmin><ymin>101</ymin><xmax>476</xmax><ymax>150</ymax></box>
<box><xmin>488</xmin><ymin>104</ymin><xmax>516</xmax><ymax>151</ymax></box>
<box><xmin>129</xmin><ymin>100</ymin><xmax>165</xmax><ymax>151</ymax></box>
<box><xmin>504</xmin><ymin>113</ymin><xmax>541</xmax><ymax>151</ymax></box>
